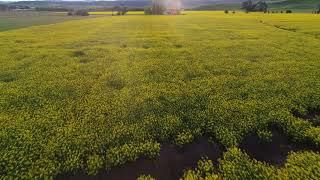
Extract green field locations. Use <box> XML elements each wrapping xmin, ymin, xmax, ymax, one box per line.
<box><xmin>194</xmin><ymin>0</ymin><xmax>320</xmax><ymax>12</ymax></box>
<box><xmin>89</xmin><ymin>11</ymin><xmax>144</xmax><ymax>15</ymax></box>
<box><xmin>0</xmin><ymin>11</ymin><xmax>94</xmax><ymax>32</ymax></box>
<box><xmin>1</xmin><ymin>11</ymin><xmax>320</xmax><ymax>179</ymax></box>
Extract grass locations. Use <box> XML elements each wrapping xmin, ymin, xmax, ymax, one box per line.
<box><xmin>0</xmin><ymin>11</ymin><xmax>94</xmax><ymax>32</ymax></box>
<box><xmin>0</xmin><ymin>11</ymin><xmax>320</xmax><ymax>179</ymax></box>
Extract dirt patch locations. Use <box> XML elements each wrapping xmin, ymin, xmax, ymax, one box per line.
<box><xmin>294</xmin><ymin>110</ymin><xmax>320</xmax><ymax>126</ymax></box>
<box><xmin>73</xmin><ymin>50</ymin><xmax>85</xmax><ymax>57</ymax></box>
<box><xmin>57</xmin><ymin>138</ymin><xmax>224</xmax><ymax>180</ymax></box>
<box><xmin>240</xmin><ymin>127</ymin><xmax>319</xmax><ymax>166</ymax></box>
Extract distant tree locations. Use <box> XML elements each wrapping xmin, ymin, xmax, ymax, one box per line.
<box><xmin>242</xmin><ymin>0</ymin><xmax>268</xmax><ymax>12</ymax></box>
<box><xmin>112</xmin><ymin>6</ymin><xmax>119</xmax><ymax>16</ymax></box>
<box><xmin>120</xmin><ymin>6</ymin><xmax>128</xmax><ymax>15</ymax></box>
<box><xmin>254</xmin><ymin>1</ymin><xmax>268</xmax><ymax>12</ymax></box>
<box><xmin>74</xmin><ymin>9</ymin><xmax>89</xmax><ymax>16</ymax></box>
<box><xmin>112</xmin><ymin>6</ymin><xmax>128</xmax><ymax>15</ymax></box>
<box><xmin>317</xmin><ymin>4</ymin><xmax>320</xmax><ymax>14</ymax></box>
<box><xmin>286</xmin><ymin>10</ymin><xmax>292</xmax><ymax>14</ymax></box>
<box><xmin>242</xmin><ymin>0</ymin><xmax>254</xmax><ymax>12</ymax></box>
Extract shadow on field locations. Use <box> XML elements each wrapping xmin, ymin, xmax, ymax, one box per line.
<box><xmin>58</xmin><ymin>138</ymin><xmax>224</xmax><ymax>180</ymax></box>
<box><xmin>240</xmin><ymin>127</ymin><xmax>319</xmax><ymax>166</ymax></box>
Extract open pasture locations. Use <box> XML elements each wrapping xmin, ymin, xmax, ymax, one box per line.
<box><xmin>0</xmin><ymin>11</ymin><xmax>320</xmax><ymax>179</ymax></box>
<box><xmin>0</xmin><ymin>11</ymin><xmax>95</xmax><ymax>32</ymax></box>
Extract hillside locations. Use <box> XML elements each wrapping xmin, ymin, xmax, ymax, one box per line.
<box><xmin>194</xmin><ymin>0</ymin><xmax>320</xmax><ymax>12</ymax></box>
<box><xmin>269</xmin><ymin>0</ymin><xmax>320</xmax><ymax>11</ymax></box>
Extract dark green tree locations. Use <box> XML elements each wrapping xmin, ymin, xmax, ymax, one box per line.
<box><xmin>242</xmin><ymin>0</ymin><xmax>268</xmax><ymax>12</ymax></box>
<box><xmin>242</xmin><ymin>0</ymin><xmax>254</xmax><ymax>12</ymax></box>
<box><xmin>255</xmin><ymin>1</ymin><xmax>268</xmax><ymax>12</ymax></box>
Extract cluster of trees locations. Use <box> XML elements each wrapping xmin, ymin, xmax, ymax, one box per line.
<box><xmin>111</xmin><ymin>6</ymin><xmax>129</xmax><ymax>16</ymax></box>
<box><xmin>68</xmin><ymin>9</ymin><xmax>89</xmax><ymax>16</ymax></box>
<box><xmin>67</xmin><ymin>6</ymin><xmax>129</xmax><ymax>17</ymax></box>
<box><xmin>313</xmin><ymin>4</ymin><xmax>320</xmax><ymax>14</ymax></box>
<box><xmin>265</xmin><ymin>10</ymin><xmax>292</xmax><ymax>14</ymax></box>
<box><xmin>242</xmin><ymin>0</ymin><xmax>268</xmax><ymax>12</ymax></box>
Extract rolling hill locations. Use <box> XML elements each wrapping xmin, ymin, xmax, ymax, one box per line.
<box><xmin>269</xmin><ymin>0</ymin><xmax>320</xmax><ymax>11</ymax></box>
<box><xmin>194</xmin><ymin>0</ymin><xmax>320</xmax><ymax>12</ymax></box>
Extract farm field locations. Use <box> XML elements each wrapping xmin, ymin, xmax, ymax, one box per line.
<box><xmin>89</xmin><ymin>11</ymin><xmax>144</xmax><ymax>15</ymax></box>
<box><xmin>1</xmin><ymin>11</ymin><xmax>320</xmax><ymax>179</ymax></box>
<box><xmin>0</xmin><ymin>11</ymin><xmax>95</xmax><ymax>32</ymax></box>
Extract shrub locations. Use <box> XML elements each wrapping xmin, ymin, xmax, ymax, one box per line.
<box><xmin>219</xmin><ymin>148</ymin><xmax>277</xmax><ymax>179</ymax></box>
<box><xmin>105</xmin><ymin>141</ymin><xmax>160</xmax><ymax>168</ymax></box>
<box><xmin>284</xmin><ymin>151</ymin><xmax>320</xmax><ymax>179</ymax></box>
<box><xmin>224</xmin><ymin>10</ymin><xmax>229</xmax><ymax>14</ymax></box>
<box><xmin>181</xmin><ymin>158</ymin><xmax>219</xmax><ymax>180</ymax></box>
<box><xmin>86</xmin><ymin>154</ymin><xmax>104</xmax><ymax>175</ymax></box>
<box><xmin>74</xmin><ymin>10</ymin><xmax>89</xmax><ymax>16</ymax></box>
<box><xmin>137</xmin><ymin>174</ymin><xmax>156</xmax><ymax>180</ymax></box>
<box><xmin>174</xmin><ymin>131</ymin><xmax>194</xmax><ymax>147</ymax></box>
<box><xmin>286</xmin><ymin>10</ymin><xmax>292</xmax><ymax>14</ymax></box>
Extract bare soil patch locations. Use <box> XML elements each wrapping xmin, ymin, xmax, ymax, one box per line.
<box><xmin>58</xmin><ymin>138</ymin><xmax>224</xmax><ymax>180</ymax></box>
<box><xmin>240</xmin><ymin>127</ymin><xmax>319</xmax><ymax>166</ymax></box>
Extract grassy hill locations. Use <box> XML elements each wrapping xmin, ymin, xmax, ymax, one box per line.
<box><xmin>193</xmin><ymin>3</ymin><xmax>241</xmax><ymax>11</ymax></box>
<box><xmin>194</xmin><ymin>0</ymin><xmax>320</xmax><ymax>12</ymax></box>
<box><xmin>269</xmin><ymin>0</ymin><xmax>320</xmax><ymax>11</ymax></box>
